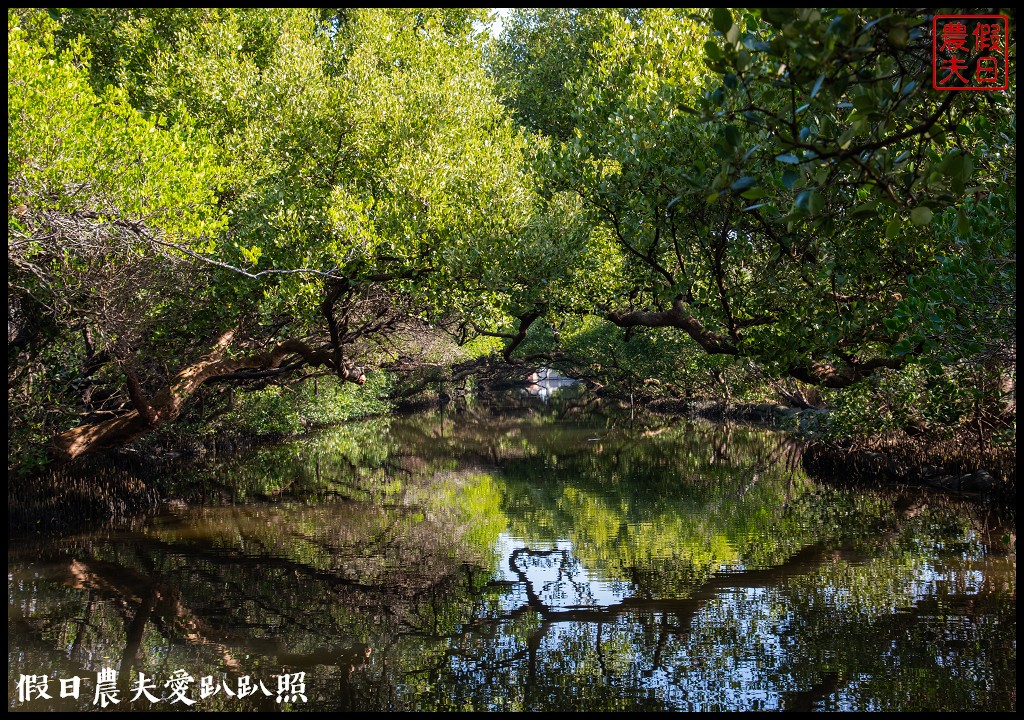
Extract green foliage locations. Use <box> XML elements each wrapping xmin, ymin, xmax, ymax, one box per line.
<box><xmin>212</xmin><ymin>372</ymin><xmax>393</xmax><ymax>437</ymax></box>
<box><xmin>485</xmin><ymin>6</ymin><xmax>1015</xmax><ymax>444</ymax></box>
<box><xmin>887</xmin><ymin>193</ymin><xmax>1015</xmax><ymax>364</ymax></box>
<box><xmin>822</xmin><ymin>366</ymin><xmax>959</xmax><ymax>438</ymax></box>
<box><xmin>8</xmin><ymin>19</ymin><xmax>225</xmax><ymax>237</ymax></box>
<box><xmin>487</xmin><ymin>9</ymin><xmax>625</xmax><ymax>140</ymax></box>
<box><xmin>300</xmin><ymin>372</ymin><xmax>393</xmax><ymax>426</ymax></box>
<box><xmin>8</xmin><ymin>11</ymin><xmax>232</xmax><ymax>464</ymax></box>
<box><xmin>696</xmin><ymin>7</ymin><xmax>1015</xmax><ymax>371</ymax></box>
<box><xmin>73</xmin><ymin>6</ymin><xmax>538</xmax><ymax>332</ymax></box>
<box><xmin>819</xmin><ymin>362</ymin><xmax>1014</xmax><ymax>444</ymax></box>
<box><xmin>6</xmin><ymin>7</ymin><xmax>1017</xmax><ymax>460</ymax></box>
<box><xmin>521</xmin><ymin>315</ymin><xmax>761</xmax><ymax>402</ymax></box>
<box><xmin>216</xmin><ymin>386</ymin><xmax>303</xmax><ymax>436</ymax></box>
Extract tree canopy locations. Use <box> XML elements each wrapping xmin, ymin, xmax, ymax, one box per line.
<box><xmin>7</xmin><ymin>7</ymin><xmax>1015</xmax><ymax>466</ymax></box>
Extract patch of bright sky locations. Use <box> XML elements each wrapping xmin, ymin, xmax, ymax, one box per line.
<box><xmin>489</xmin><ymin>8</ymin><xmax>510</xmax><ymax>38</ymax></box>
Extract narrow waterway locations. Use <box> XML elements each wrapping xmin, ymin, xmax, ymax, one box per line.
<box><xmin>8</xmin><ymin>408</ymin><xmax>1016</xmax><ymax>711</ymax></box>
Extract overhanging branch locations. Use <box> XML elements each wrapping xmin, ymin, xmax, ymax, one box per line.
<box><xmin>49</xmin><ymin>337</ymin><xmax>364</xmax><ymax>463</ymax></box>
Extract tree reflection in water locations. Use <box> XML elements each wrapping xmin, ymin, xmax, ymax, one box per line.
<box><xmin>8</xmin><ymin>409</ymin><xmax>1016</xmax><ymax>712</ymax></box>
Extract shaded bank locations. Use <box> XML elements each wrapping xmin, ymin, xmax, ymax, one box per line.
<box><xmin>8</xmin><ymin>464</ymin><xmax>162</xmax><ymax>537</ymax></box>
<box><xmin>7</xmin><ymin>430</ymin><xmax>290</xmax><ymax>537</ymax></box>
<box><xmin>802</xmin><ymin>432</ymin><xmax>1015</xmax><ymax>500</ymax></box>
<box><xmin>635</xmin><ymin>398</ymin><xmax>1015</xmax><ymax>505</ymax></box>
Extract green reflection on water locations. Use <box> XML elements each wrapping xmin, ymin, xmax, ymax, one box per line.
<box><xmin>8</xmin><ymin>410</ymin><xmax>1015</xmax><ymax>712</ymax></box>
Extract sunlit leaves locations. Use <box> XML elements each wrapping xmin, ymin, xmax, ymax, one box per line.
<box><xmin>8</xmin><ymin>24</ymin><xmax>227</xmax><ymax>242</ymax></box>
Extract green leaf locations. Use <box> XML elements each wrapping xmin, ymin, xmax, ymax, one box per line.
<box><xmin>893</xmin><ymin>339</ymin><xmax>913</xmax><ymax>354</ymax></box>
<box><xmin>776</xmin><ymin>153</ymin><xmax>800</xmax><ymax>164</ymax></box>
<box><xmin>888</xmin><ymin>26</ymin><xmax>908</xmax><ymax>47</ymax></box>
<box><xmin>849</xmin><ymin>202</ymin><xmax>877</xmax><ymax>219</ymax></box>
<box><xmin>724</xmin><ymin>125</ymin><xmax>741</xmax><ymax>148</ymax></box>
<box><xmin>808</xmin><ymin>191</ymin><xmax>824</xmax><ymax>215</ymax></box>
<box><xmin>956</xmin><ymin>210</ymin><xmax>970</xmax><ymax>236</ymax></box>
<box><xmin>885</xmin><ymin>218</ymin><xmax>901</xmax><ymax>239</ymax></box>
<box><xmin>712</xmin><ymin>8</ymin><xmax>733</xmax><ymax>35</ymax></box>
<box><xmin>910</xmin><ymin>206</ymin><xmax>933</xmax><ymax>226</ymax></box>
<box><xmin>939</xmin><ymin>152</ymin><xmax>964</xmax><ymax>178</ymax></box>
<box><xmin>730</xmin><ymin>176</ymin><xmax>757</xmax><ymax>191</ymax></box>
<box><xmin>959</xmin><ymin>155</ymin><xmax>974</xmax><ymax>182</ymax></box>
<box><xmin>796</xmin><ymin>190</ymin><xmax>823</xmax><ymax>215</ymax></box>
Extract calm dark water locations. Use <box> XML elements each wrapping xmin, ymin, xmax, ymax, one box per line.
<box><xmin>8</xmin><ymin>408</ymin><xmax>1016</xmax><ymax>711</ymax></box>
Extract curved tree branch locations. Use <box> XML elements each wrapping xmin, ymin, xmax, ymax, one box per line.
<box><xmin>605</xmin><ymin>296</ymin><xmax>910</xmax><ymax>389</ymax></box>
<box><xmin>605</xmin><ymin>296</ymin><xmax>738</xmax><ymax>355</ymax></box>
<box><xmin>49</xmin><ymin>336</ymin><xmax>364</xmax><ymax>463</ymax></box>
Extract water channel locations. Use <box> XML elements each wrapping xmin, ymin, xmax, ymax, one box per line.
<box><xmin>8</xmin><ymin>405</ymin><xmax>1016</xmax><ymax>711</ymax></box>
